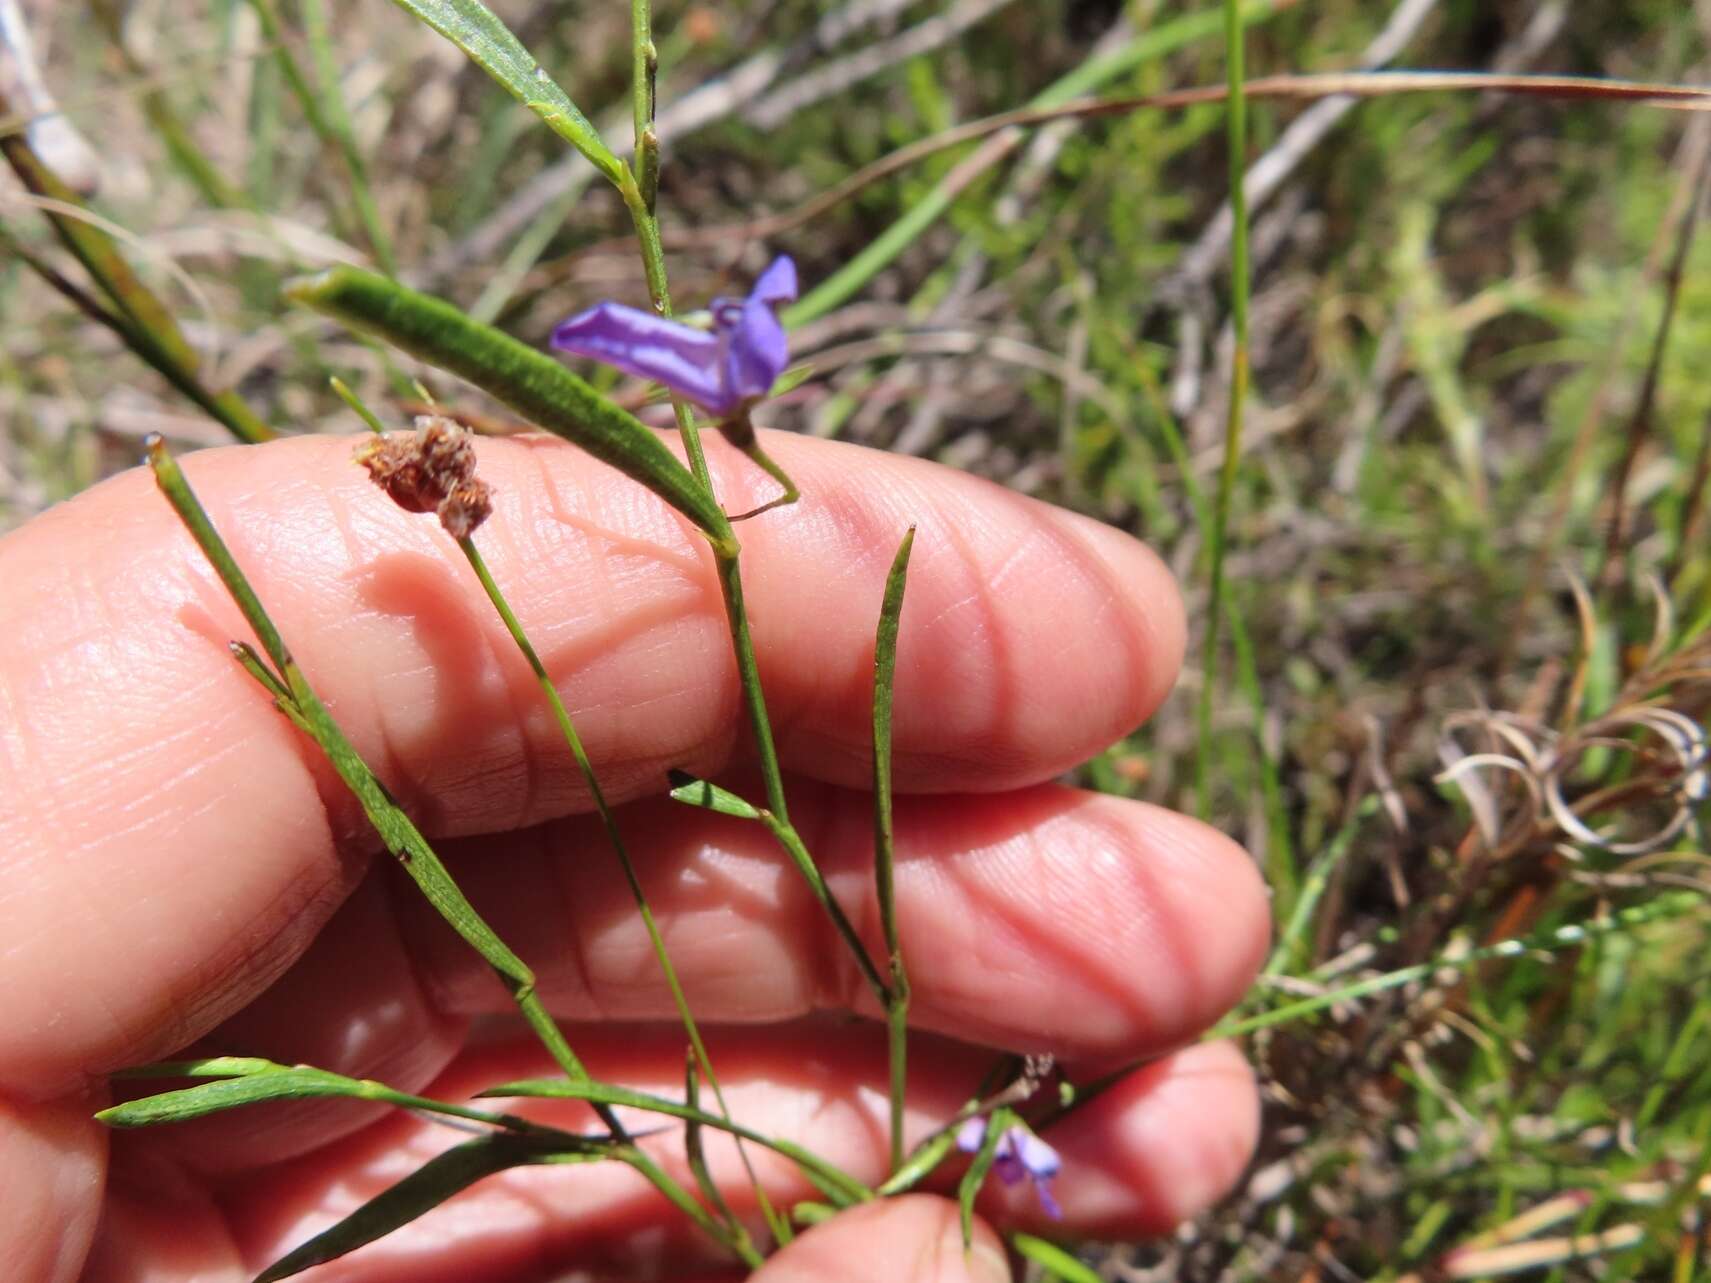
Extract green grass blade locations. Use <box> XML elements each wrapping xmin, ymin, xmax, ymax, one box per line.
<box><xmin>0</xmin><ymin>123</ymin><xmax>273</xmax><ymax>443</ymax></box>
<box><xmin>300</xmin><ymin>0</ymin><xmax>397</xmax><ymax>274</ymax></box>
<box><xmin>385</xmin><ymin>0</ymin><xmax>621</xmax><ymax>183</ymax></box>
<box><xmin>89</xmin><ymin>0</ymin><xmax>250</xmax><ymax>211</ymax></box>
<box><xmin>1216</xmin><ymin>894</ymin><xmax>1704</xmax><ymax>1041</ymax></box>
<box><xmin>681</xmin><ymin>1053</ymin><xmax>747</xmax><ymax>1246</ymax></box>
<box><xmin>285</xmin><ymin>267</ymin><xmax>734</xmax><ymax>555</ymax></box>
<box><xmin>783</xmin><ymin>0</ymin><xmax>1290</xmax><ymax>329</ymax></box>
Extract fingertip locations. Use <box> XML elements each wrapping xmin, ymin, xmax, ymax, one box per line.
<box><xmin>1054</xmin><ymin>1041</ymin><xmax>1259</xmax><ymax>1236</ymax></box>
<box><xmin>1046</xmin><ymin>504</ymin><xmax>1187</xmax><ymax>728</ymax></box>
<box><xmin>1122</xmin><ymin>805</ymin><xmax>1271</xmax><ymax>1049</ymax></box>
<box><xmin>752</xmin><ymin>1195</ymin><xmax>1009</xmax><ymax>1283</ymax></box>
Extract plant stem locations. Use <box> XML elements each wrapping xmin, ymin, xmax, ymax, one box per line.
<box><xmin>458</xmin><ymin>533</ymin><xmax>762</xmax><ymax>1257</ymax></box>
<box><xmin>1194</xmin><ymin>0</ymin><xmax>1253</xmax><ymax>819</ymax></box>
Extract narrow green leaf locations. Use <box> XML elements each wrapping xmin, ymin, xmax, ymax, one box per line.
<box><xmin>791</xmin><ymin>1201</ymin><xmax>838</xmax><ymax>1227</ymax></box>
<box><xmin>0</xmin><ymin>119</ymin><xmax>274</xmax><ymax>444</ymax></box>
<box><xmin>0</xmin><ymin>127</ymin><xmax>197</xmax><ymax>372</ymax></box>
<box><xmin>957</xmin><ymin>1107</ymin><xmax>1014</xmax><ymax>1249</ymax></box>
<box><xmin>285</xmin><ymin>267</ymin><xmax>736</xmax><ymax>556</ymax></box>
<box><xmin>254</xmin><ymin>1134</ymin><xmax>597</xmax><ymax>1282</ymax></box>
<box><xmin>877</xmin><ymin>1120</ymin><xmax>963</xmax><ymax>1196</ymax></box>
<box><xmin>872</xmin><ymin>527</ymin><xmax>915</xmax><ymax>1173</ymax></box>
<box><xmin>1009</xmin><ymin>1233</ymin><xmax>1104</xmax><ymax>1283</ymax></box>
<box><xmin>667</xmin><ymin>770</ymin><xmax>764</xmax><ymax>820</ymax></box>
<box><xmin>100</xmin><ymin>1055</ymin><xmax>574</xmax><ymax>1140</ymax></box>
<box><xmin>114</xmin><ymin>1056</ymin><xmax>286</xmax><ymax>1079</ymax></box>
<box><xmin>385</xmin><ymin>0</ymin><xmax>621</xmax><ymax>182</ymax></box>
<box><xmin>98</xmin><ymin>1068</ymin><xmax>366</xmax><ymax>1127</ymax></box>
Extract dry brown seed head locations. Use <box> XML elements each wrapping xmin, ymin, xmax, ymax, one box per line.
<box><xmin>355</xmin><ymin>415</ymin><xmax>493</xmax><ymax>536</ymax></box>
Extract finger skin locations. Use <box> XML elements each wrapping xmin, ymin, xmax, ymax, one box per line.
<box><xmin>0</xmin><ymin>1093</ymin><xmax>105</xmax><ymax>1283</ymax></box>
<box><xmin>0</xmin><ymin>431</ymin><xmax>1182</xmax><ymax>1099</ymax></box>
<box><xmin>400</xmin><ymin>782</ymin><xmax>1267</xmax><ymax>1059</ymax></box>
<box><xmin>106</xmin><ymin>777</ymin><xmax>1262</xmax><ymax>1181</ymax></box>
<box><xmin>751</xmin><ymin>1196</ymin><xmax>1009</xmax><ymax>1283</ymax></box>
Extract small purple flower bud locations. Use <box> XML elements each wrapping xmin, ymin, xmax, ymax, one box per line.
<box><xmin>551</xmin><ymin>256</ymin><xmax>798</xmax><ymax>418</ymax></box>
<box><xmin>955</xmin><ymin>1117</ymin><xmax>1064</xmax><ymax>1220</ymax></box>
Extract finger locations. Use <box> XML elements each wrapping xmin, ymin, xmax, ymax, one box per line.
<box><xmin>399</xmin><ymin>782</ymin><xmax>1268</xmax><ymax>1057</ymax></box>
<box><xmin>0</xmin><ymin>431</ymin><xmax>1181</xmax><ymax>1097</ymax></box>
<box><xmin>0</xmin><ymin>1093</ymin><xmax>105</xmax><ymax>1283</ymax></box>
<box><xmin>109</xmin><ymin>873</ymin><xmax>469</xmax><ymax>1175</ymax></box>
<box><xmin>751</xmin><ymin>1196</ymin><xmax>1009</xmax><ymax>1283</ymax></box>
<box><xmin>204</xmin><ymin>1027</ymin><xmax>1254</xmax><ymax>1281</ymax></box>
<box><xmin>123</xmin><ymin>780</ymin><xmax>1264</xmax><ymax>1174</ymax></box>
<box><xmin>126</xmin><ymin>782</ymin><xmax>1264</xmax><ymax>1173</ymax></box>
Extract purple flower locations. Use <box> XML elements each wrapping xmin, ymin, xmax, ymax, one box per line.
<box><xmin>551</xmin><ymin>256</ymin><xmax>798</xmax><ymax>418</ymax></box>
<box><xmin>956</xmin><ymin>1117</ymin><xmax>1064</xmax><ymax>1220</ymax></box>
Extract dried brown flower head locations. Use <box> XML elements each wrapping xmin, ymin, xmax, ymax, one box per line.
<box><xmin>355</xmin><ymin>415</ymin><xmax>494</xmax><ymax>539</ymax></box>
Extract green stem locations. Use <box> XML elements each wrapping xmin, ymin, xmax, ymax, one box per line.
<box><xmin>1194</xmin><ymin>0</ymin><xmax>1253</xmax><ymax>820</ymax></box>
<box><xmin>457</xmin><ymin>534</ymin><xmax>759</xmax><ymax>1257</ymax></box>
<box><xmin>607</xmin><ymin>18</ymin><xmax>890</xmax><ymax>1217</ymax></box>
<box><xmin>762</xmin><ymin>813</ymin><xmax>888</xmax><ymax>1007</ymax></box>
<box><xmin>620</xmin><ymin>1146</ymin><xmax>766</xmax><ymax>1269</ymax></box>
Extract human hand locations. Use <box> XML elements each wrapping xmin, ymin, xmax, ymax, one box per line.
<box><xmin>0</xmin><ymin>431</ymin><xmax>1268</xmax><ymax>1281</ymax></box>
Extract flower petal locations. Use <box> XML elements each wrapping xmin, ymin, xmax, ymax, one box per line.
<box><xmin>551</xmin><ymin>301</ymin><xmax>731</xmax><ymax>413</ymax></box>
<box><xmin>1013</xmin><ymin>1130</ymin><xmax>1061</xmax><ymax>1181</ymax></box>
<box><xmin>955</xmin><ymin>1117</ymin><xmax>989</xmax><ymax>1154</ymax></box>
<box><xmin>1034</xmin><ymin>1178</ymin><xmax>1064</xmax><ymax>1221</ymax></box>
<box><xmin>751</xmin><ymin>255</ymin><xmax>799</xmax><ymax>306</ymax></box>
<box><xmin>721</xmin><ymin>296</ymin><xmax>789</xmax><ymax>404</ymax></box>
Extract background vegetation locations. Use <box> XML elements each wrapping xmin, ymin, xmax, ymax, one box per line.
<box><xmin>4</xmin><ymin>0</ymin><xmax>1710</xmax><ymax>1277</ymax></box>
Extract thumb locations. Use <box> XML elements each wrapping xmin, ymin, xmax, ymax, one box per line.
<box><xmin>749</xmin><ymin>1195</ymin><xmax>1011</xmax><ymax>1283</ymax></box>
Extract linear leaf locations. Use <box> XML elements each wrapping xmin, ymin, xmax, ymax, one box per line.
<box><xmin>386</xmin><ymin>0</ymin><xmax>620</xmax><ymax>181</ymax></box>
<box><xmin>872</xmin><ymin>526</ymin><xmax>915</xmax><ymax>1172</ymax></box>
<box><xmin>667</xmin><ymin>770</ymin><xmax>764</xmax><ymax>820</ymax></box>
<box><xmin>1009</xmin><ymin>1232</ymin><xmax>1104</xmax><ymax>1283</ymax></box>
<box><xmin>286</xmin><ymin>267</ymin><xmax>735</xmax><ymax>556</ymax></box>
<box><xmin>97</xmin><ymin>1068</ymin><xmax>364</xmax><ymax>1127</ymax></box>
<box><xmin>254</xmin><ymin>1134</ymin><xmax>598</xmax><ymax>1282</ymax></box>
